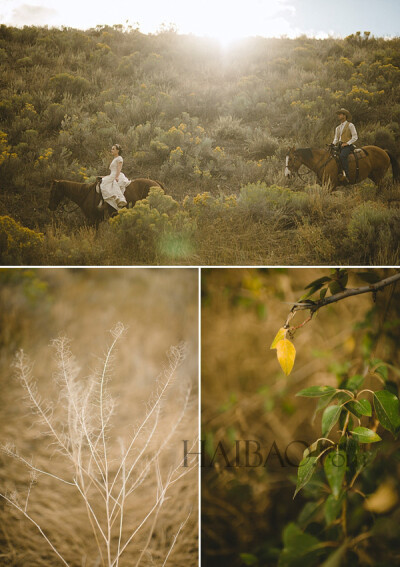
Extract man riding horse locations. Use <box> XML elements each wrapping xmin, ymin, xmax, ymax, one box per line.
<box><xmin>332</xmin><ymin>108</ymin><xmax>358</xmax><ymax>184</ymax></box>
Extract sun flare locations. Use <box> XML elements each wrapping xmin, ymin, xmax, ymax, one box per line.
<box><xmin>127</xmin><ymin>0</ymin><xmax>297</xmax><ymax>44</ymax></box>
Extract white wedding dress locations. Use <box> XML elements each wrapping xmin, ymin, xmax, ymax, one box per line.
<box><xmin>100</xmin><ymin>156</ymin><xmax>129</xmax><ymax>210</ymax></box>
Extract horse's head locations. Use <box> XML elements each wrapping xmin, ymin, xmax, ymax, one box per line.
<box><xmin>48</xmin><ymin>180</ymin><xmax>64</xmax><ymax>210</ymax></box>
<box><xmin>285</xmin><ymin>147</ymin><xmax>302</xmax><ymax>179</ymax></box>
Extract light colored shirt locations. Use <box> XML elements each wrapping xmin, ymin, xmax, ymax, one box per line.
<box><xmin>333</xmin><ymin>121</ymin><xmax>358</xmax><ymax>145</ymax></box>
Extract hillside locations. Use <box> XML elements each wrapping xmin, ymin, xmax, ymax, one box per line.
<box><xmin>1</xmin><ymin>26</ymin><xmax>400</xmax><ymax>264</ymax></box>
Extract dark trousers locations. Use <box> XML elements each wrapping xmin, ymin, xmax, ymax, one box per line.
<box><xmin>339</xmin><ymin>145</ymin><xmax>353</xmax><ymax>177</ymax></box>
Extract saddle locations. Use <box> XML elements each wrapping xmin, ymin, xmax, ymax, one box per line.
<box><xmin>96</xmin><ymin>176</ymin><xmax>104</xmax><ymax>208</ymax></box>
<box><xmin>329</xmin><ymin>144</ymin><xmax>368</xmax><ymax>184</ymax></box>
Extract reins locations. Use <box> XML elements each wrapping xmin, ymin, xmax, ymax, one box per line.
<box><xmin>314</xmin><ymin>151</ymin><xmax>334</xmax><ymax>180</ymax></box>
<box><xmin>295</xmin><ymin>168</ymin><xmax>313</xmax><ymax>182</ymax></box>
<box><xmin>292</xmin><ymin>150</ymin><xmax>334</xmax><ymax>182</ymax></box>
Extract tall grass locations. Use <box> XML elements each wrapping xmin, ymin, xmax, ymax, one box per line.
<box><xmin>0</xmin><ymin>323</ymin><xmax>196</xmax><ymax>566</ymax></box>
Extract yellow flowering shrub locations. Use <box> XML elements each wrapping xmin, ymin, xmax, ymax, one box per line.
<box><xmin>0</xmin><ymin>131</ymin><xmax>17</xmax><ymax>166</ymax></box>
<box><xmin>183</xmin><ymin>192</ymin><xmax>238</xmax><ymax>222</ymax></box>
<box><xmin>0</xmin><ymin>216</ymin><xmax>44</xmax><ymax>265</ymax></box>
<box><xmin>107</xmin><ymin>188</ymin><xmax>196</xmax><ymax>263</ymax></box>
<box><xmin>34</xmin><ymin>147</ymin><xmax>53</xmax><ymax>168</ymax></box>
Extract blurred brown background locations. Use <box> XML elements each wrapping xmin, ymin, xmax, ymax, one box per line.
<box><xmin>201</xmin><ymin>267</ymin><xmax>400</xmax><ymax>566</ymax></box>
<box><xmin>0</xmin><ymin>267</ymin><xmax>198</xmax><ymax>566</ymax></box>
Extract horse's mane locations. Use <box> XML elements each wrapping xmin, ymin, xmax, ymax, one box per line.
<box><xmin>58</xmin><ymin>180</ymin><xmax>94</xmax><ymax>190</ymax></box>
<box><xmin>296</xmin><ymin>148</ymin><xmax>314</xmax><ymax>160</ymax></box>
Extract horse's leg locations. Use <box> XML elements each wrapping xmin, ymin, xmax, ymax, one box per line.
<box><xmin>368</xmin><ymin>166</ymin><xmax>387</xmax><ymax>188</ymax></box>
<box><xmin>322</xmin><ymin>163</ymin><xmax>337</xmax><ymax>189</ymax></box>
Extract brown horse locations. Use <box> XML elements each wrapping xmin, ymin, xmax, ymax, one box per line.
<box><xmin>285</xmin><ymin>145</ymin><xmax>400</xmax><ymax>189</ymax></box>
<box><xmin>48</xmin><ymin>178</ymin><xmax>166</xmax><ymax>226</ymax></box>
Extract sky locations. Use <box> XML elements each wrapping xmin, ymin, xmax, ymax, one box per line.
<box><xmin>1</xmin><ymin>0</ymin><xmax>400</xmax><ymax>44</ymax></box>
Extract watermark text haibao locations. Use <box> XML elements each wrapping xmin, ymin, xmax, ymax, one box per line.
<box><xmin>182</xmin><ymin>439</ymin><xmax>312</xmax><ymax>468</ymax></box>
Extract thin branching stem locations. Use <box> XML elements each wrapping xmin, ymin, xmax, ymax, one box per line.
<box><xmin>3</xmin><ymin>334</ymin><xmax>194</xmax><ymax>567</ymax></box>
<box><xmin>161</xmin><ymin>509</ymin><xmax>192</xmax><ymax>567</ymax></box>
<box><xmin>0</xmin><ymin>492</ymin><xmax>70</xmax><ymax>567</ymax></box>
<box><xmin>73</xmin><ymin>480</ymin><xmax>107</xmax><ymax>543</ymax></box>
<box><xmin>15</xmin><ymin>352</ymin><xmax>71</xmax><ymax>456</ymax></box>
<box><xmin>110</xmin><ymin>347</ymin><xmax>184</xmax><ymax>493</ymax></box>
<box><xmin>0</xmin><ymin>447</ymin><xmax>75</xmax><ymax>486</ymax></box>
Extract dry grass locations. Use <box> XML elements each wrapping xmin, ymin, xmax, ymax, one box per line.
<box><xmin>0</xmin><ymin>268</ymin><xmax>198</xmax><ymax>567</ymax></box>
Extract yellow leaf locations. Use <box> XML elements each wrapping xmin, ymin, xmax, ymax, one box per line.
<box><xmin>270</xmin><ymin>327</ymin><xmax>286</xmax><ymax>349</ymax></box>
<box><xmin>276</xmin><ymin>339</ymin><xmax>296</xmax><ymax>376</ymax></box>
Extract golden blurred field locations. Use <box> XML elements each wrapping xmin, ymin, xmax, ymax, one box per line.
<box><xmin>0</xmin><ymin>268</ymin><xmax>198</xmax><ymax>566</ymax></box>
<box><xmin>201</xmin><ymin>268</ymin><xmax>400</xmax><ymax>566</ymax></box>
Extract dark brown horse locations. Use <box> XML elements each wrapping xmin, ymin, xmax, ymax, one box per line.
<box><xmin>285</xmin><ymin>145</ymin><xmax>400</xmax><ymax>189</ymax></box>
<box><xmin>48</xmin><ymin>178</ymin><xmax>166</xmax><ymax>226</ymax></box>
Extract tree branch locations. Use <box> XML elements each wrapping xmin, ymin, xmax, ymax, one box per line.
<box><xmin>284</xmin><ymin>272</ymin><xmax>400</xmax><ymax>328</ymax></box>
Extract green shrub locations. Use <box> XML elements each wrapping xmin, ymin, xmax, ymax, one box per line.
<box><xmin>246</xmin><ymin>129</ymin><xmax>279</xmax><ymax>159</ymax></box>
<box><xmin>50</xmin><ymin>73</ymin><xmax>91</xmax><ymax>98</ymax></box>
<box><xmin>183</xmin><ymin>191</ymin><xmax>238</xmax><ymax>223</ymax></box>
<box><xmin>106</xmin><ymin>188</ymin><xmax>196</xmax><ymax>264</ymax></box>
<box><xmin>238</xmin><ymin>182</ymin><xmax>313</xmax><ymax>223</ymax></box>
<box><xmin>213</xmin><ymin>115</ymin><xmax>248</xmax><ymax>143</ymax></box>
<box><xmin>347</xmin><ymin>201</ymin><xmax>400</xmax><ymax>263</ymax></box>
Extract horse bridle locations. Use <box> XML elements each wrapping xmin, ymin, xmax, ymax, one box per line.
<box><xmin>286</xmin><ymin>150</ymin><xmax>334</xmax><ymax>182</ymax></box>
<box><xmin>285</xmin><ymin>154</ymin><xmax>313</xmax><ymax>182</ymax></box>
<box><xmin>51</xmin><ymin>181</ymin><xmax>91</xmax><ymax>216</ymax></box>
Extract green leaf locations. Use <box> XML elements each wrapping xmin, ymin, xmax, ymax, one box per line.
<box><xmin>303</xmin><ymin>439</ymin><xmax>330</xmax><ymax>460</ymax></box>
<box><xmin>305</xmin><ymin>276</ymin><xmax>332</xmax><ymax>290</ymax></box>
<box><xmin>339</xmin><ymin>410</ymin><xmax>353</xmax><ymax>432</ymax></box>
<box><xmin>294</xmin><ymin>456</ymin><xmax>318</xmax><ymax>498</ymax></box>
<box><xmin>280</xmin><ymin>523</ymin><xmax>323</xmax><ymax>566</ymax></box>
<box><xmin>320</xmin><ymin>542</ymin><xmax>348</xmax><ymax>567</ymax></box>
<box><xmin>271</xmin><ymin>327</ymin><xmax>286</xmax><ymax>349</ymax></box>
<box><xmin>385</xmin><ymin>380</ymin><xmax>399</xmax><ymax>396</ymax></box>
<box><xmin>324</xmin><ymin>448</ymin><xmax>347</xmax><ymax>500</ymax></box>
<box><xmin>296</xmin><ymin>386</ymin><xmax>337</xmax><ymax>398</ymax></box>
<box><xmin>299</xmin><ymin>286</ymin><xmax>320</xmax><ymax>301</ymax></box>
<box><xmin>240</xmin><ymin>553</ymin><xmax>259</xmax><ymax>566</ymax></box>
<box><xmin>320</xmin><ymin>287</ymin><xmax>328</xmax><ymax>300</ymax></box>
<box><xmin>315</xmin><ymin>392</ymin><xmax>337</xmax><ymax>414</ymax></box>
<box><xmin>324</xmin><ymin>493</ymin><xmax>344</xmax><ymax>525</ymax></box>
<box><xmin>337</xmin><ymin>270</ymin><xmax>348</xmax><ymax>288</ymax></box>
<box><xmin>322</xmin><ymin>405</ymin><xmax>342</xmax><ymax>437</ymax></box>
<box><xmin>298</xmin><ymin>500</ymin><xmax>323</xmax><ymax>529</ymax></box>
<box><xmin>329</xmin><ymin>281</ymin><xmax>343</xmax><ymax>295</ymax></box>
<box><xmin>351</xmin><ymin>427</ymin><xmax>382</xmax><ymax>443</ymax></box>
<box><xmin>336</xmin><ymin>391</ymin><xmax>353</xmax><ymax>404</ymax></box>
<box><xmin>373</xmin><ymin>390</ymin><xmax>400</xmax><ymax>436</ymax></box>
<box><xmin>347</xmin><ymin>399</ymin><xmax>372</xmax><ymax>418</ymax></box>
<box><xmin>355</xmin><ymin>271</ymin><xmax>381</xmax><ymax>284</ymax></box>
<box><xmin>370</xmin><ymin>358</ymin><xmax>389</xmax><ymax>381</ymax></box>
<box><xmin>354</xmin><ymin>447</ymin><xmax>379</xmax><ymax>476</ymax></box>
<box><xmin>345</xmin><ymin>374</ymin><xmax>365</xmax><ymax>391</ymax></box>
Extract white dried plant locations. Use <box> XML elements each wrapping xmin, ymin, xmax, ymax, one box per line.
<box><xmin>0</xmin><ymin>323</ymin><xmax>197</xmax><ymax>567</ymax></box>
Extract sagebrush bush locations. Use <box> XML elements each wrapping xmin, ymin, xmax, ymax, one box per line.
<box><xmin>105</xmin><ymin>188</ymin><xmax>196</xmax><ymax>264</ymax></box>
<box><xmin>43</xmin><ymin>225</ymin><xmax>106</xmax><ymax>265</ymax></box>
<box><xmin>246</xmin><ymin>129</ymin><xmax>279</xmax><ymax>159</ymax></box>
<box><xmin>347</xmin><ymin>201</ymin><xmax>400</xmax><ymax>263</ymax></box>
<box><xmin>237</xmin><ymin>182</ymin><xmax>313</xmax><ymax>224</ymax></box>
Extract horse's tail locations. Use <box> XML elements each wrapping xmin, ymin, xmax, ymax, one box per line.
<box><xmin>386</xmin><ymin>150</ymin><xmax>400</xmax><ymax>182</ymax></box>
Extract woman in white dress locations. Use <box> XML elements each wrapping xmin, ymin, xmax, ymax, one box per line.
<box><xmin>100</xmin><ymin>144</ymin><xmax>129</xmax><ymax>210</ymax></box>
